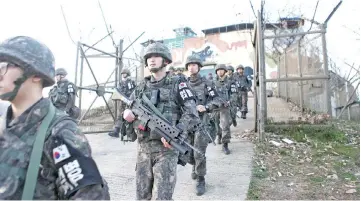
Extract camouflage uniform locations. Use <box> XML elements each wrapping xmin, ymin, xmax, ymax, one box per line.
<box><xmin>129</xmin><ymin>42</ymin><xmax>201</xmax><ymax>200</ymax></box>
<box><xmin>175</xmin><ymin>65</ymin><xmax>187</xmax><ymax>79</ymax></box>
<box><xmin>0</xmin><ymin>36</ymin><xmax>110</xmax><ymax>200</ymax></box>
<box><xmin>236</xmin><ymin>65</ymin><xmax>251</xmax><ymax>119</ymax></box>
<box><xmin>108</xmin><ymin>68</ymin><xmax>136</xmax><ymax>138</ymax></box>
<box><xmin>186</xmin><ymin>55</ymin><xmax>223</xmax><ymax>196</ymax></box>
<box><xmin>48</xmin><ymin>68</ymin><xmax>80</xmax><ymax>119</ymax></box>
<box><xmin>226</xmin><ymin>65</ymin><xmax>239</xmax><ymax>126</ymax></box>
<box><xmin>167</xmin><ymin>65</ymin><xmax>175</xmax><ymax>76</ymax></box>
<box><xmin>213</xmin><ymin>64</ymin><xmax>237</xmax><ymax>154</ymax></box>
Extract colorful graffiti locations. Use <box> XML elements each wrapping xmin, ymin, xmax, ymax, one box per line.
<box><xmin>144</xmin><ymin>30</ymin><xmax>278</xmax><ymax>81</ymax></box>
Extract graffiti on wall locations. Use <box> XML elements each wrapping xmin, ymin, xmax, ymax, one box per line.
<box><xmin>145</xmin><ymin>31</ymin><xmax>278</xmax><ymax>81</ymax></box>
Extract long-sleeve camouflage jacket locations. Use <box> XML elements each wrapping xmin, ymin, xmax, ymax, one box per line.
<box><xmin>0</xmin><ymin>98</ymin><xmax>110</xmax><ymax>200</ymax></box>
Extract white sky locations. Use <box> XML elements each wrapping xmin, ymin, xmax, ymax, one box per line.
<box><xmin>0</xmin><ymin>0</ymin><xmax>359</xmax><ymax>107</ymax></box>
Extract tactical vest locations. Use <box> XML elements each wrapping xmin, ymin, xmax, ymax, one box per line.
<box><xmin>188</xmin><ymin>76</ymin><xmax>209</xmax><ymax>106</ymax></box>
<box><xmin>0</xmin><ymin>108</ymin><xmax>72</xmax><ymax>199</ymax></box>
<box><xmin>49</xmin><ymin>80</ymin><xmax>72</xmax><ymax>109</ymax></box>
<box><xmin>214</xmin><ymin>76</ymin><xmax>231</xmax><ymax>101</ymax></box>
<box><xmin>135</xmin><ymin>75</ymin><xmax>182</xmax><ymax>141</ymax></box>
<box><xmin>119</xmin><ymin>78</ymin><xmax>135</xmax><ymax>97</ymax></box>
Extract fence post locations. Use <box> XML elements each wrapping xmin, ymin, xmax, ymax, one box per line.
<box><xmin>257</xmin><ymin>11</ymin><xmax>266</xmax><ymax>141</ymax></box>
<box><xmin>284</xmin><ymin>50</ymin><xmax>288</xmax><ymax>101</ymax></box>
<box><xmin>321</xmin><ymin>25</ymin><xmax>332</xmax><ymax>115</ymax></box>
<box><xmin>277</xmin><ymin>56</ymin><xmax>281</xmax><ymax>98</ymax></box>
<box><xmin>297</xmin><ymin>41</ymin><xmax>304</xmax><ymax>112</ymax></box>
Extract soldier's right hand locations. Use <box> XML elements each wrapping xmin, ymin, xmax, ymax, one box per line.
<box><xmin>123</xmin><ymin>109</ymin><xmax>135</xmax><ymax>122</ymax></box>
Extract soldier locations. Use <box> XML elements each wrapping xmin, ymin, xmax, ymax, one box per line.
<box><xmin>236</xmin><ymin>64</ymin><xmax>251</xmax><ymax>119</ymax></box>
<box><xmin>48</xmin><ymin>68</ymin><xmax>80</xmax><ymax>119</ymax></box>
<box><xmin>213</xmin><ymin>64</ymin><xmax>237</xmax><ymax>154</ymax></box>
<box><xmin>174</xmin><ymin>65</ymin><xmax>187</xmax><ymax>79</ymax></box>
<box><xmin>122</xmin><ymin>42</ymin><xmax>201</xmax><ymax>200</ymax></box>
<box><xmin>226</xmin><ymin>65</ymin><xmax>239</xmax><ymax>126</ymax></box>
<box><xmin>186</xmin><ymin>55</ymin><xmax>223</xmax><ymax>196</ymax></box>
<box><xmin>207</xmin><ymin>72</ymin><xmax>213</xmax><ymax>81</ymax></box>
<box><xmin>167</xmin><ymin>65</ymin><xmax>175</xmax><ymax>76</ymax></box>
<box><xmin>108</xmin><ymin>68</ymin><xmax>136</xmax><ymax>138</ymax></box>
<box><xmin>0</xmin><ymin>36</ymin><xmax>110</xmax><ymax>200</ymax></box>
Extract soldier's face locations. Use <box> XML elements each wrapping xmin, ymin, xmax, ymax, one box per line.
<box><xmin>0</xmin><ymin>63</ymin><xmax>21</xmax><ymax>97</ymax></box>
<box><xmin>147</xmin><ymin>56</ymin><xmax>164</xmax><ymax>69</ymax></box>
<box><xmin>122</xmin><ymin>74</ymin><xmax>127</xmax><ymax>79</ymax></box>
<box><xmin>238</xmin><ymin>69</ymin><xmax>243</xmax><ymax>74</ymax></box>
<box><xmin>55</xmin><ymin>75</ymin><xmax>62</xmax><ymax>82</ymax></box>
<box><xmin>217</xmin><ymin>69</ymin><xmax>226</xmax><ymax>77</ymax></box>
<box><xmin>187</xmin><ymin>63</ymin><xmax>199</xmax><ymax>75</ymax></box>
<box><xmin>0</xmin><ymin>62</ymin><xmax>42</xmax><ymax>100</ymax></box>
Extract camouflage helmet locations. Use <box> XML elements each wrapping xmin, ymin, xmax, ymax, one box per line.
<box><xmin>168</xmin><ymin>65</ymin><xmax>175</xmax><ymax>71</ymax></box>
<box><xmin>0</xmin><ymin>36</ymin><xmax>55</xmax><ymax>87</ymax></box>
<box><xmin>121</xmin><ymin>68</ymin><xmax>131</xmax><ymax>76</ymax></box>
<box><xmin>227</xmin><ymin>65</ymin><xmax>234</xmax><ymax>72</ymax></box>
<box><xmin>55</xmin><ymin>68</ymin><xmax>67</xmax><ymax>76</ymax></box>
<box><xmin>185</xmin><ymin>55</ymin><xmax>203</xmax><ymax>68</ymax></box>
<box><xmin>176</xmin><ymin>66</ymin><xmax>185</xmax><ymax>71</ymax></box>
<box><xmin>215</xmin><ymin>64</ymin><xmax>228</xmax><ymax>73</ymax></box>
<box><xmin>143</xmin><ymin>42</ymin><xmax>172</xmax><ymax>66</ymax></box>
<box><xmin>236</xmin><ymin>64</ymin><xmax>244</xmax><ymax>70</ymax></box>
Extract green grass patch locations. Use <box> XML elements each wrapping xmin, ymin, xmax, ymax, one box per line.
<box><xmin>309</xmin><ymin>176</ymin><xmax>325</xmax><ymax>183</ymax></box>
<box><xmin>265</xmin><ymin>124</ymin><xmax>347</xmax><ymax>143</ymax></box>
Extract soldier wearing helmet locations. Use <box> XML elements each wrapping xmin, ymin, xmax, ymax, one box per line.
<box><xmin>236</xmin><ymin>64</ymin><xmax>251</xmax><ymax>119</ymax></box>
<box><xmin>0</xmin><ymin>36</ymin><xmax>110</xmax><ymax>200</ymax></box>
<box><xmin>226</xmin><ymin>65</ymin><xmax>239</xmax><ymax>126</ymax></box>
<box><xmin>48</xmin><ymin>68</ymin><xmax>80</xmax><ymax>120</ymax></box>
<box><xmin>122</xmin><ymin>42</ymin><xmax>202</xmax><ymax>200</ymax></box>
<box><xmin>108</xmin><ymin>68</ymin><xmax>136</xmax><ymax>138</ymax></box>
<box><xmin>185</xmin><ymin>54</ymin><xmax>223</xmax><ymax>196</ymax></box>
<box><xmin>167</xmin><ymin>65</ymin><xmax>175</xmax><ymax>76</ymax></box>
<box><xmin>175</xmin><ymin>65</ymin><xmax>187</xmax><ymax>79</ymax></box>
<box><xmin>213</xmin><ymin>64</ymin><xmax>238</xmax><ymax>155</ymax></box>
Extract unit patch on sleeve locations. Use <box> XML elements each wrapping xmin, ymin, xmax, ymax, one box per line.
<box><xmin>53</xmin><ymin>144</ymin><xmax>71</xmax><ymax>164</ymax></box>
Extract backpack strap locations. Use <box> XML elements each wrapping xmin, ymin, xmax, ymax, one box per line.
<box><xmin>21</xmin><ymin>103</ymin><xmax>56</xmax><ymax>200</ymax></box>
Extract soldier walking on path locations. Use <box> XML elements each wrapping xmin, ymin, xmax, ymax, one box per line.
<box><xmin>185</xmin><ymin>55</ymin><xmax>223</xmax><ymax>196</ymax></box>
<box><xmin>122</xmin><ymin>42</ymin><xmax>202</xmax><ymax>200</ymax></box>
<box><xmin>0</xmin><ymin>36</ymin><xmax>110</xmax><ymax>200</ymax></box>
<box><xmin>236</xmin><ymin>64</ymin><xmax>251</xmax><ymax>119</ymax></box>
<box><xmin>226</xmin><ymin>65</ymin><xmax>239</xmax><ymax>126</ymax></box>
<box><xmin>108</xmin><ymin>68</ymin><xmax>136</xmax><ymax>138</ymax></box>
<box><xmin>48</xmin><ymin>68</ymin><xmax>80</xmax><ymax>119</ymax></box>
<box><xmin>213</xmin><ymin>64</ymin><xmax>237</xmax><ymax>155</ymax></box>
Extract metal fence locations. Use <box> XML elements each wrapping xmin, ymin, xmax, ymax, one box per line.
<box><xmin>277</xmin><ymin>34</ymin><xmax>329</xmax><ymax>114</ymax></box>
<box><xmin>253</xmin><ymin>11</ymin><xmax>332</xmax><ymax>140</ymax></box>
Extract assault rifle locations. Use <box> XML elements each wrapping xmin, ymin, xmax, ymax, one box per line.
<box><xmin>112</xmin><ymin>88</ymin><xmax>202</xmax><ymax>156</ymax></box>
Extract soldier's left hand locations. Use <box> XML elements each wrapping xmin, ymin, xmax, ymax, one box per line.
<box><xmin>161</xmin><ymin>137</ymin><xmax>172</xmax><ymax>148</ymax></box>
<box><xmin>196</xmin><ymin>105</ymin><xmax>207</xmax><ymax>112</ymax></box>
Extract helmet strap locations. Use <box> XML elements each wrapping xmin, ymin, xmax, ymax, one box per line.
<box><xmin>0</xmin><ymin>74</ymin><xmax>29</xmax><ymax>101</ymax></box>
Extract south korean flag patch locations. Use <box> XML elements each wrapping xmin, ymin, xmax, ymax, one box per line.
<box><xmin>68</xmin><ymin>84</ymin><xmax>74</xmax><ymax>93</ymax></box>
<box><xmin>177</xmin><ymin>82</ymin><xmax>195</xmax><ymax>104</ymax></box>
<box><xmin>53</xmin><ymin>144</ymin><xmax>71</xmax><ymax>164</ymax></box>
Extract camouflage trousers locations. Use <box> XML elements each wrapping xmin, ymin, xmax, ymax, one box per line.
<box><xmin>136</xmin><ymin>150</ymin><xmax>178</xmax><ymax>200</ymax></box>
<box><xmin>189</xmin><ymin>130</ymin><xmax>209</xmax><ymax>177</ymax></box>
<box><xmin>114</xmin><ymin>103</ymin><xmax>127</xmax><ymax>129</ymax></box>
<box><xmin>213</xmin><ymin>108</ymin><xmax>232</xmax><ymax>143</ymax></box>
<box><xmin>238</xmin><ymin>91</ymin><xmax>248</xmax><ymax>112</ymax></box>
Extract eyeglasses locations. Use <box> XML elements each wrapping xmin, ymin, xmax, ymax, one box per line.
<box><xmin>0</xmin><ymin>62</ymin><xmax>17</xmax><ymax>76</ymax></box>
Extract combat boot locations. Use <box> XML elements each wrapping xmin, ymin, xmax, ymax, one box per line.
<box><xmin>108</xmin><ymin>127</ymin><xmax>120</xmax><ymax>138</ymax></box>
<box><xmin>223</xmin><ymin>143</ymin><xmax>230</xmax><ymax>155</ymax></box>
<box><xmin>232</xmin><ymin>118</ymin><xmax>237</xmax><ymax>127</ymax></box>
<box><xmin>241</xmin><ymin>112</ymin><xmax>247</xmax><ymax>119</ymax></box>
<box><xmin>217</xmin><ymin>135</ymin><xmax>222</xmax><ymax>144</ymax></box>
<box><xmin>191</xmin><ymin>165</ymin><xmax>197</xmax><ymax>180</ymax></box>
<box><xmin>196</xmin><ymin>176</ymin><xmax>206</xmax><ymax>196</ymax></box>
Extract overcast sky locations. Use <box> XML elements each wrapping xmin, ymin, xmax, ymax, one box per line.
<box><xmin>0</xmin><ymin>0</ymin><xmax>359</xmax><ymax>107</ymax></box>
